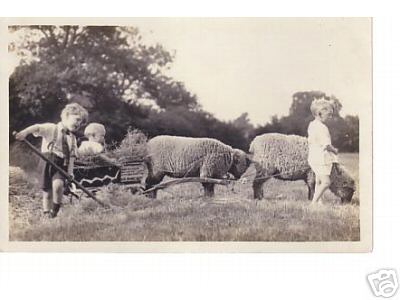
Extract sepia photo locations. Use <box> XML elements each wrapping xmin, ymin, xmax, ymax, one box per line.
<box><xmin>1</xmin><ymin>18</ymin><xmax>372</xmax><ymax>251</ymax></box>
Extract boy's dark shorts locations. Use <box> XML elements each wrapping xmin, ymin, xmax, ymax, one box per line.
<box><xmin>38</xmin><ymin>153</ymin><xmax>67</xmax><ymax>192</ymax></box>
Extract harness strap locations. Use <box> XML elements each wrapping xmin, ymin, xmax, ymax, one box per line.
<box><xmin>47</xmin><ymin>124</ymin><xmax>77</xmax><ymax>175</ymax></box>
<box><xmin>47</xmin><ymin>125</ymin><xmax>58</xmax><ymax>154</ymax></box>
<box><xmin>47</xmin><ymin>124</ymin><xmax>76</xmax><ymax>159</ymax></box>
<box><xmin>70</xmin><ymin>135</ymin><xmax>76</xmax><ymax>158</ymax></box>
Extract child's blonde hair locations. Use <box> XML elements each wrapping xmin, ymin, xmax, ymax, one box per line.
<box><xmin>310</xmin><ymin>98</ymin><xmax>335</xmax><ymax>117</ymax></box>
<box><xmin>84</xmin><ymin>123</ymin><xmax>106</xmax><ymax>137</ymax></box>
<box><xmin>61</xmin><ymin>103</ymin><xmax>89</xmax><ymax>125</ymax></box>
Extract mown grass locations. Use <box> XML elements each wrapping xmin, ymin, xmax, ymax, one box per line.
<box><xmin>8</xmin><ymin>150</ymin><xmax>360</xmax><ymax>242</ymax></box>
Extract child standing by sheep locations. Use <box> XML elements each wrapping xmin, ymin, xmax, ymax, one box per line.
<box><xmin>307</xmin><ymin>98</ymin><xmax>339</xmax><ymax>205</ymax></box>
<box><xmin>15</xmin><ymin>103</ymin><xmax>89</xmax><ymax>218</ymax></box>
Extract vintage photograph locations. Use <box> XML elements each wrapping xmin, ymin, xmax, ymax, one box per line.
<box><xmin>3</xmin><ymin>18</ymin><xmax>372</xmax><ymax>250</ymax></box>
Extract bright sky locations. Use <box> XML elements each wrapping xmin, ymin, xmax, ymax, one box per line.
<box><xmin>8</xmin><ymin>19</ymin><xmax>371</xmax><ymax>126</ymax></box>
<box><xmin>132</xmin><ymin>18</ymin><xmax>371</xmax><ymax>125</ymax></box>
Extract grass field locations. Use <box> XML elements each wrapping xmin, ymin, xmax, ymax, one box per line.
<box><xmin>8</xmin><ymin>152</ymin><xmax>360</xmax><ymax>241</ymax></box>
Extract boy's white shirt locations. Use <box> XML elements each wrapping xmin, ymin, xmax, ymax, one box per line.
<box><xmin>78</xmin><ymin>141</ymin><xmax>104</xmax><ymax>156</ymax></box>
<box><xmin>32</xmin><ymin>122</ymin><xmax>78</xmax><ymax>175</ymax></box>
<box><xmin>33</xmin><ymin>122</ymin><xmax>78</xmax><ymax>158</ymax></box>
<box><xmin>307</xmin><ymin>119</ymin><xmax>338</xmax><ymax>165</ymax></box>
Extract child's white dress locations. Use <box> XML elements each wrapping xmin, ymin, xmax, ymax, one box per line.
<box><xmin>78</xmin><ymin>141</ymin><xmax>104</xmax><ymax>157</ymax></box>
<box><xmin>307</xmin><ymin>119</ymin><xmax>338</xmax><ymax>176</ymax></box>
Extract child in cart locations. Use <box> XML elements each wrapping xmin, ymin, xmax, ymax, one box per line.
<box><xmin>77</xmin><ymin>122</ymin><xmax>120</xmax><ymax>166</ymax></box>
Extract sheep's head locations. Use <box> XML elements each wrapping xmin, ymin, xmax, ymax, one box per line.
<box><xmin>229</xmin><ymin>149</ymin><xmax>251</xmax><ymax>179</ymax></box>
<box><xmin>329</xmin><ymin>163</ymin><xmax>356</xmax><ymax>203</ymax></box>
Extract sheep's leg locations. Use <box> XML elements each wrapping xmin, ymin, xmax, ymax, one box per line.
<box><xmin>253</xmin><ymin>163</ymin><xmax>279</xmax><ymax>200</ymax></box>
<box><xmin>307</xmin><ymin>184</ymin><xmax>315</xmax><ymax>201</ymax></box>
<box><xmin>145</xmin><ymin>176</ymin><xmax>164</xmax><ymax>198</ymax></box>
<box><xmin>253</xmin><ymin>177</ymin><xmax>267</xmax><ymax>200</ymax></box>
<box><xmin>201</xmin><ymin>183</ymin><xmax>215</xmax><ymax>197</ymax></box>
<box><xmin>144</xmin><ymin>170</ymin><xmax>165</xmax><ymax>199</ymax></box>
<box><xmin>252</xmin><ymin>163</ymin><xmax>267</xmax><ymax>200</ymax></box>
<box><xmin>144</xmin><ymin>159</ymin><xmax>159</xmax><ymax>198</ymax></box>
<box><xmin>199</xmin><ymin>159</ymin><xmax>220</xmax><ymax>198</ymax></box>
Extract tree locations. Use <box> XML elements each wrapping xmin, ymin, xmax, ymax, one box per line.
<box><xmin>9</xmin><ymin>26</ymin><xmax>199</xmax><ymax>143</ymax></box>
<box><xmin>138</xmin><ymin>107</ymin><xmax>249</xmax><ymax>150</ymax></box>
<box><xmin>231</xmin><ymin>112</ymin><xmax>254</xmax><ymax>141</ymax></box>
<box><xmin>342</xmin><ymin>115</ymin><xmax>359</xmax><ymax>152</ymax></box>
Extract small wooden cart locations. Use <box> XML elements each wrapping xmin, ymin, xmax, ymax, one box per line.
<box><xmin>71</xmin><ymin>156</ymin><xmax>147</xmax><ymax>195</ymax></box>
<box><xmin>71</xmin><ymin>155</ymin><xmax>233</xmax><ymax>197</ymax></box>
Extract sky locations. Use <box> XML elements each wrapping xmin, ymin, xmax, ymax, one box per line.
<box><xmin>131</xmin><ymin>18</ymin><xmax>371</xmax><ymax>125</ymax></box>
<box><xmin>8</xmin><ymin>18</ymin><xmax>371</xmax><ymax>126</ymax></box>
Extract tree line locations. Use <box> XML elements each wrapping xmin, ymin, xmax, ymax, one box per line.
<box><xmin>9</xmin><ymin>26</ymin><xmax>359</xmax><ymax>152</ymax></box>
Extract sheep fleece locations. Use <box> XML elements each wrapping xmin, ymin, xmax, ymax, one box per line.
<box><xmin>249</xmin><ymin>133</ymin><xmax>310</xmax><ymax>179</ymax></box>
<box><xmin>147</xmin><ymin>136</ymin><xmax>237</xmax><ymax>178</ymax></box>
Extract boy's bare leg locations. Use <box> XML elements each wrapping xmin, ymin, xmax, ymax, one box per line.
<box><xmin>42</xmin><ymin>191</ymin><xmax>52</xmax><ymax>213</ymax></box>
<box><xmin>51</xmin><ymin>178</ymin><xmax>64</xmax><ymax>217</ymax></box>
<box><xmin>311</xmin><ymin>175</ymin><xmax>331</xmax><ymax>204</ymax></box>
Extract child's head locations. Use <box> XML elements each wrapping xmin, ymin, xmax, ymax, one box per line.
<box><xmin>310</xmin><ymin>98</ymin><xmax>334</xmax><ymax>123</ymax></box>
<box><xmin>84</xmin><ymin>123</ymin><xmax>106</xmax><ymax>143</ymax></box>
<box><xmin>61</xmin><ymin>103</ymin><xmax>89</xmax><ymax>132</ymax></box>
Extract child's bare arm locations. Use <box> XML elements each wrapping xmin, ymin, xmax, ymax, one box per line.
<box><xmin>325</xmin><ymin>144</ymin><xmax>338</xmax><ymax>154</ymax></box>
<box><xmin>15</xmin><ymin>125</ymin><xmax>40</xmax><ymax>140</ymax></box>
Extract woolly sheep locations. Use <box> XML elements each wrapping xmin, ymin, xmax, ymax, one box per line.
<box><xmin>249</xmin><ymin>133</ymin><xmax>355</xmax><ymax>203</ymax></box>
<box><xmin>145</xmin><ymin>135</ymin><xmax>251</xmax><ymax>197</ymax></box>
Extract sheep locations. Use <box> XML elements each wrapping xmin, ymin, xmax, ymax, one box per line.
<box><xmin>145</xmin><ymin>135</ymin><xmax>251</xmax><ymax>197</ymax></box>
<box><xmin>249</xmin><ymin>133</ymin><xmax>355</xmax><ymax>203</ymax></box>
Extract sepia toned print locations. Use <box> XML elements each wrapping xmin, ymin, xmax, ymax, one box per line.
<box><xmin>1</xmin><ymin>18</ymin><xmax>372</xmax><ymax>251</ymax></box>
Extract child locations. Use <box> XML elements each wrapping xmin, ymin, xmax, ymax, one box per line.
<box><xmin>78</xmin><ymin>123</ymin><xmax>106</xmax><ymax>156</ymax></box>
<box><xmin>15</xmin><ymin>103</ymin><xmax>88</xmax><ymax>218</ymax></box>
<box><xmin>307</xmin><ymin>98</ymin><xmax>339</xmax><ymax>205</ymax></box>
<box><xmin>78</xmin><ymin>123</ymin><xmax>119</xmax><ymax>166</ymax></box>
